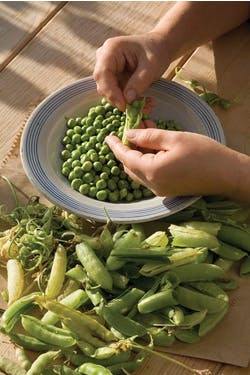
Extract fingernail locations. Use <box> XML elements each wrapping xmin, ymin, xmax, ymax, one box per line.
<box><xmin>126</xmin><ymin>130</ymin><xmax>136</xmax><ymax>139</ymax></box>
<box><xmin>125</xmin><ymin>88</ymin><xmax>136</xmax><ymax>103</ymax></box>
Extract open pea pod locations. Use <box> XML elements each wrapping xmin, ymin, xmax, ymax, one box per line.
<box><xmin>122</xmin><ymin>98</ymin><xmax>146</xmax><ymax>146</ymax></box>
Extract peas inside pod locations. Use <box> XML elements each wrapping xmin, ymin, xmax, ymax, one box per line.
<box><xmin>60</xmin><ymin>98</ymin><xmax>180</xmax><ymax>203</ymax></box>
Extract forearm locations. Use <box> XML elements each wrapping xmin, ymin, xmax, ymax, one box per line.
<box><xmin>229</xmin><ymin>151</ymin><xmax>250</xmax><ymax>203</ymax></box>
<box><xmin>151</xmin><ymin>1</ymin><xmax>250</xmax><ymax>61</ymax></box>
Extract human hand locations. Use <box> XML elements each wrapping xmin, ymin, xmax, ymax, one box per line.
<box><xmin>105</xmin><ymin>128</ymin><xmax>239</xmax><ymax>198</ymax></box>
<box><xmin>93</xmin><ymin>33</ymin><xmax>170</xmax><ymax>111</ymax></box>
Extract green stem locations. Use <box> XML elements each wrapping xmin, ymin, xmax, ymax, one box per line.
<box><xmin>131</xmin><ymin>342</ymin><xmax>211</xmax><ymax>375</ymax></box>
<box><xmin>1</xmin><ymin>175</ymin><xmax>19</xmax><ymax>208</ymax></box>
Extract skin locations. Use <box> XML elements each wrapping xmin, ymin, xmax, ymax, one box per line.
<box><xmin>94</xmin><ymin>2</ymin><xmax>250</xmax><ymax>202</ymax></box>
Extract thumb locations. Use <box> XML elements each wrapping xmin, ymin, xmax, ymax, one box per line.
<box><xmin>126</xmin><ymin>128</ymin><xmax>171</xmax><ymax>151</ymax></box>
<box><xmin>123</xmin><ymin>62</ymin><xmax>153</xmax><ymax>102</ymax></box>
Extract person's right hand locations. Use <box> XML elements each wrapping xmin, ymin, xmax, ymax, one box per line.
<box><xmin>93</xmin><ymin>33</ymin><xmax>170</xmax><ymax>111</ymax></box>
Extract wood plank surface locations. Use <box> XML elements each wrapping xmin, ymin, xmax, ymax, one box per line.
<box><xmin>0</xmin><ymin>1</ymin><xmax>65</xmax><ymax>71</ymax></box>
<box><xmin>0</xmin><ymin>1</ymin><xmax>184</xmax><ymax>168</ymax></box>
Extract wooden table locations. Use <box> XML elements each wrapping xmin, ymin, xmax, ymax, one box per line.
<box><xmin>0</xmin><ymin>2</ymin><xmax>250</xmax><ymax>374</ymax></box>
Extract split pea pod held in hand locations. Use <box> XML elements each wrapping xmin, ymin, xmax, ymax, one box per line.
<box><xmin>76</xmin><ymin>242</ymin><xmax>113</xmax><ymax>290</ymax></box>
<box><xmin>45</xmin><ymin>244</ymin><xmax>67</xmax><ymax>298</ymax></box>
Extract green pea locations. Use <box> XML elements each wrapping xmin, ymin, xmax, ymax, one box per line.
<box><xmin>62</xmin><ymin>160</ymin><xmax>72</xmax><ymax>168</ymax></box>
<box><xmin>96</xmin><ymin>179</ymin><xmax>107</xmax><ymax>190</ymax></box>
<box><xmin>82</xmin><ymin>161</ymin><xmax>93</xmax><ymax>172</ymax></box>
<box><xmin>73</xmin><ymin>125</ymin><xmax>82</xmax><ymax>134</ymax></box>
<box><xmin>100</xmin><ymin>172</ymin><xmax>109</xmax><ymax>180</ymax></box>
<box><xmin>89</xmin><ymin>186</ymin><xmax>98</xmax><ymax>198</ymax></box>
<box><xmin>107</xmin><ymin>123</ymin><xmax>115</xmax><ymax>132</ymax></box>
<box><xmin>96</xmin><ymin>190</ymin><xmax>108</xmax><ymax>201</ymax></box>
<box><xmin>131</xmin><ymin>181</ymin><xmax>140</xmax><ymax>189</ymax></box>
<box><xmin>105</xmin><ymin>102</ymin><xmax>114</xmax><ymax>111</ymax></box>
<box><xmin>111</xmin><ymin>166</ymin><xmax>120</xmax><ymax>176</ymax></box>
<box><xmin>71</xmin><ymin>179</ymin><xmax>82</xmax><ymax>190</ymax></box>
<box><xmin>79</xmin><ymin>184</ymin><xmax>89</xmax><ymax>195</ymax></box>
<box><xmin>90</xmin><ymin>153</ymin><xmax>99</xmax><ymax>162</ymax></box>
<box><xmin>107</xmin><ymin>160</ymin><xmax>116</xmax><ymax>168</ymax></box>
<box><xmin>67</xmin><ymin>118</ymin><xmax>76</xmax><ymax>128</ymax></box>
<box><xmin>99</xmin><ymin>156</ymin><xmax>106</xmax><ymax>165</ymax></box>
<box><xmin>83</xmin><ymin>173</ymin><xmax>94</xmax><ymax>183</ymax></box>
<box><xmin>66</xmin><ymin>129</ymin><xmax>75</xmax><ymax>137</ymax></box>
<box><xmin>133</xmin><ymin>189</ymin><xmax>142</xmax><ymax>200</ymax></box>
<box><xmin>71</xmin><ymin>150</ymin><xmax>81</xmax><ymax>160</ymax></box>
<box><xmin>112</xmin><ymin>119</ymin><xmax>120</xmax><ymax>127</ymax></box>
<box><xmin>65</xmin><ymin>144</ymin><xmax>74</xmax><ymax>152</ymax></box>
<box><xmin>118</xmin><ymin>180</ymin><xmax>129</xmax><ymax>189</ymax></box>
<box><xmin>72</xmin><ymin>134</ymin><xmax>81</xmax><ymax>144</ymax></box>
<box><xmin>95</xmin><ymin>105</ymin><xmax>106</xmax><ymax>115</ymax></box>
<box><xmin>119</xmin><ymin>171</ymin><xmax>127</xmax><ymax>180</ymax></box>
<box><xmin>142</xmin><ymin>188</ymin><xmax>154</xmax><ymax>198</ymax></box>
<box><xmin>75</xmin><ymin>117</ymin><xmax>82</xmax><ymax>124</ymax></box>
<box><xmin>105</xmin><ymin>111</ymin><xmax>113</xmax><ymax>118</ymax></box>
<box><xmin>120</xmin><ymin>188</ymin><xmax>128</xmax><ymax>199</ymax></box>
<box><xmin>126</xmin><ymin>193</ymin><xmax>133</xmax><ymax>202</ymax></box>
<box><xmin>108</xmin><ymin>180</ymin><xmax>117</xmax><ymax>191</ymax></box>
<box><xmin>100</xmin><ymin>145</ymin><xmax>110</xmax><ymax>155</ymax></box>
<box><xmin>62</xmin><ymin>136</ymin><xmax>71</xmax><ymax>145</ymax></box>
<box><xmin>113</xmin><ymin>108</ymin><xmax>120</xmax><ymax>115</ymax></box>
<box><xmin>95</xmin><ymin>142</ymin><xmax>102</xmax><ymax>151</ymax></box>
<box><xmin>93</xmin><ymin>161</ymin><xmax>103</xmax><ymax>172</ymax></box>
<box><xmin>103</xmin><ymin>166</ymin><xmax>111</xmax><ymax>175</ymax></box>
<box><xmin>86</xmin><ymin>117</ymin><xmax>94</xmax><ymax>126</ymax></box>
<box><xmin>73</xmin><ymin>166</ymin><xmax>83</xmax><ymax>178</ymax></box>
<box><xmin>81</xmin><ymin>134</ymin><xmax>89</xmax><ymax>142</ymax></box>
<box><xmin>86</xmin><ymin>127</ymin><xmax>96</xmax><ymax>136</ymax></box>
<box><xmin>80</xmin><ymin>118</ymin><xmax>87</xmax><ymax>126</ymax></box>
<box><xmin>61</xmin><ymin>150</ymin><xmax>71</xmax><ymax>161</ymax></box>
<box><xmin>105</xmin><ymin>153</ymin><xmax>115</xmax><ymax>161</ymax></box>
<box><xmin>108</xmin><ymin>191</ymin><xmax>119</xmax><ymax>202</ymax></box>
<box><xmin>68</xmin><ymin>171</ymin><xmax>75</xmax><ymax>182</ymax></box>
<box><xmin>62</xmin><ymin>167</ymin><xmax>70</xmax><ymax>177</ymax></box>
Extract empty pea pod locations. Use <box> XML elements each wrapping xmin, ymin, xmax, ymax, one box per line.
<box><xmin>175</xmin><ymin>286</ymin><xmax>227</xmax><ymax>313</ymax></box>
<box><xmin>107</xmin><ymin>287</ymin><xmax>144</xmax><ymax>315</ymax></box>
<box><xmin>7</xmin><ymin>259</ymin><xmax>24</xmax><ymax>305</ymax></box>
<box><xmin>110</xmin><ymin>271</ymin><xmax>129</xmax><ymax>289</ymax></box>
<box><xmin>211</xmin><ymin>240</ymin><xmax>246</xmax><ymax>261</ymax></box>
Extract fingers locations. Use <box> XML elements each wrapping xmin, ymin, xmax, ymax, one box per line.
<box><xmin>125</xmin><ymin>128</ymin><xmax>171</xmax><ymax>151</ymax></box>
<box><xmin>124</xmin><ymin>61</ymin><xmax>154</xmax><ymax>103</ymax></box>
<box><xmin>93</xmin><ymin>38</ymin><xmax>127</xmax><ymax>110</ymax></box>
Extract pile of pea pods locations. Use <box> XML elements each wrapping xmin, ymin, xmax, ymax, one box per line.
<box><xmin>60</xmin><ymin>98</ymin><xmax>179</xmax><ymax>203</ymax></box>
<box><xmin>1</xmin><ymin>196</ymin><xmax>250</xmax><ymax>375</ymax></box>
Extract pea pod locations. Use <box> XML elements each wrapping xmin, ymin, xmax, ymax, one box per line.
<box><xmin>161</xmin><ymin>306</ymin><xmax>185</xmax><ymax>326</ymax></box>
<box><xmin>107</xmin><ymin>288</ymin><xmax>144</xmax><ymax>315</ymax></box>
<box><xmin>21</xmin><ymin>315</ymin><xmax>75</xmax><ymax>348</ymax></box>
<box><xmin>45</xmin><ymin>244</ymin><xmax>67</xmax><ymax>298</ymax></box>
<box><xmin>240</xmin><ymin>256</ymin><xmax>250</xmax><ymax>276</ymax></box>
<box><xmin>138</xmin><ymin>289</ymin><xmax>177</xmax><ymax>314</ymax></box>
<box><xmin>37</xmin><ymin>297</ymin><xmax>115</xmax><ymax>343</ymax></box>
<box><xmin>179</xmin><ymin>310</ymin><xmax>207</xmax><ymax>329</ymax></box>
<box><xmin>78</xmin><ymin>362</ymin><xmax>112</xmax><ymax>375</ymax></box>
<box><xmin>26</xmin><ymin>350</ymin><xmax>60</xmax><ymax>375</ymax></box>
<box><xmin>175</xmin><ymin>286</ymin><xmax>227</xmax><ymax>313</ymax></box>
<box><xmin>76</xmin><ymin>242</ymin><xmax>113</xmax><ymax>290</ymax></box>
<box><xmin>41</xmin><ymin>289</ymin><xmax>89</xmax><ymax>325</ymax></box>
<box><xmin>65</xmin><ymin>265</ymin><xmax>87</xmax><ymax>283</ymax></box>
<box><xmin>100</xmin><ymin>305</ymin><xmax>147</xmax><ymax>337</ymax></box>
<box><xmin>169</xmin><ymin>224</ymin><xmax>220</xmax><ymax>248</ymax></box>
<box><xmin>67</xmin><ymin>350</ymin><xmax>131</xmax><ymax>367</ymax></box>
<box><xmin>172</xmin><ymin>263</ymin><xmax>227</xmax><ymax>283</ymax></box>
<box><xmin>211</xmin><ymin>240</ymin><xmax>246</xmax><ymax>261</ymax></box>
<box><xmin>15</xmin><ymin>348</ymin><xmax>31</xmax><ymax>371</ymax></box>
<box><xmin>214</xmin><ymin>258</ymin><xmax>233</xmax><ymax>272</ymax></box>
<box><xmin>181</xmin><ymin>221</ymin><xmax>221</xmax><ymax>235</ymax></box>
<box><xmin>10</xmin><ymin>333</ymin><xmax>54</xmax><ymax>352</ymax></box>
<box><xmin>122</xmin><ymin>98</ymin><xmax>145</xmax><ymax>146</ymax></box>
<box><xmin>217</xmin><ymin>224</ymin><xmax>250</xmax><ymax>252</ymax></box>
<box><xmin>199</xmin><ymin>305</ymin><xmax>228</xmax><ymax>337</ymax></box>
<box><xmin>189</xmin><ymin>281</ymin><xmax>229</xmax><ymax>303</ymax></box>
<box><xmin>148</xmin><ymin>327</ymin><xmax>175</xmax><ymax>347</ymax></box>
<box><xmin>7</xmin><ymin>259</ymin><xmax>24</xmax><ymax>305</ymax></box>
<box><xmin>110</xmin><ymin>271</ymin><xmax>129</xmax><ymax>289</ymax></box>
<box><xmin>175</xmin><ymin>328</ymin><xmax>200</xmax><ymax>344</ymax></box>
<box><xmin>1</xmin><ymin>292</ymin><xmax>41</xmax><ymax>333</ymax></box>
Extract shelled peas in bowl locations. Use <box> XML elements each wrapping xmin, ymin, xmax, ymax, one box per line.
<box><xmin>60</xmin><ymin>99</ymin><xmax>179</xmax><ymax>203</ymax></box>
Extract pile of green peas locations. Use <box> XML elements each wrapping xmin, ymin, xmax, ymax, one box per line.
<box><xmin>60</xmin><ymin>98</ymin><xmax>179</xmax><ymax>202</ymax></box>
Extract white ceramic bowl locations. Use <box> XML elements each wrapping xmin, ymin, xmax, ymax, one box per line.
<box><xmin>20</xmin><ymin>77</ymin><xmax>225</xmax><ymax>223</ymax></box>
